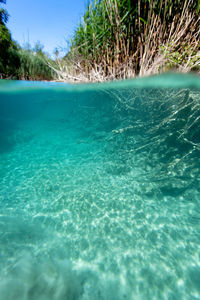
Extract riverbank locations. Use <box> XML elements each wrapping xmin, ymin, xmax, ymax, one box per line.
<box><xmin>49</xmin><ymin>0</ymin><xmax>200</xmax><ymax>83</ymax></box>
<box><xmin>1</xmin><ymin>0</ymin><xmax>199</xmax><ymax>83</ymax></box>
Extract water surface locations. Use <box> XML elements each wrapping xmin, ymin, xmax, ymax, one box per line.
<box><xmin>0</xmin><ymin>74</ymin><xmax>200</xmax><ymax>300</ymax></box>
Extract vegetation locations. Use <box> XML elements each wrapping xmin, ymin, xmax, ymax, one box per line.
<box><xmin>1</xmin><ymin>0</ymin><xmax>200</xmax><ymax>82</ymax></box>
<box><xmin>0</xmin><ymin>0</ymin><xmax>19</xmax><ymax>78</ymax></box>
<box><xmin>0</xmin><ymin>0</ymin><xmax>54</xmax><ymax>80</ymax></box>
<box><xmin>53</xmin><ymin>0</ymin><xmax>200</xmax><ymax>82</ymax></box>
<box><xmin>16</xmin><ymin>45</ymin><xmax>54</xmax><ymax>81</ymax></box>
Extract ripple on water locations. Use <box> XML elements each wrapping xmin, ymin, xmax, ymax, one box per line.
<box><xmin>0</xmin><ymin>78</ymin><xmax>200</xmax><ymax>299</ymax></box>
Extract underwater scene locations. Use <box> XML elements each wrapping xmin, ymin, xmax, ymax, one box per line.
<box><xmin>0</xmin><ymin>74</ymin><xmax>200</xmax><ymax>300</ymax></box>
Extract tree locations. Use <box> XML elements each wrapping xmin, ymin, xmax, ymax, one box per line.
<box><xmin>33</xmin><ymin>41</ymin><xmax>45</xmax><ymax>57</ymax></box>
<box><xmin>0</xmin><ymin>0</ymin><xmax>20</xmax><ymax>78</ymax></box>
<box><xmin>0</xmin><ymin>0</ymin><xmax>9</xmax><ymax>25</ymax></box>
<box><xmin>0</xmin><ymin>0</ymin><xmax>54</xmax><ymax>80</ymax></box>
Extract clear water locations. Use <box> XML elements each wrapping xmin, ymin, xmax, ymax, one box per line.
<box><xmin>0</xmin><ymin>74</ymin><xmax>200</xmax><ymax>300</ymax></box>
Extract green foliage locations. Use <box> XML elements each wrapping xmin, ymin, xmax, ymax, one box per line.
<box><xmin>160</xmin><ymin>43</ymin><xmax>200</xmax><ymax>72</ymax></box>
<box><xmin>0</xmin><ymin>24</ymin><xmax>20</xmax><ymax>78</ymax></box>
<box><xmin>33</xmin><ymin>41</ymin><xmax>45</xmax><ymax>57</ymax></box>
<box><xmin>67</xmin><ymin>0</ymin><xmax>200</xmax><ymax>79</ymax></box>
<box><xmin>17</xmin><ymin>48</ymin><xmax>54</xmax><ymax>81</ymax></box>
<box><xmin>0</xmin><ymin>0</ymin><xmax>9</xmax><ymax>25</ymax></box>
<box><xmin>0</xmin><ymin>7</ymin><xmax>8</xmax><ymax>24</ymax></box>
<box><xmin>0</xmin><ymin>22</ymin><xmax>54</xmax><ymax>80</ymax></box>
<box><xmin>0</xmin><ymin>0</ymin><xmax>55</xmax><ymax>80</ymax></box>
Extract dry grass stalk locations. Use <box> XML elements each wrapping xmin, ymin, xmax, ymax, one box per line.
<box><xmin>49</xmin><ymin>0</ymin><xmax>200</xmax><ymax>82</ymax></box>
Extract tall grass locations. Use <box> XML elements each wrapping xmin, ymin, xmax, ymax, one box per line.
<box><xmin>0</xmin><ymin>42</ymin><xmax>55</xmax><ymax>80</ymax></box>
<box><xmin>17</xmin><ymin>49</ymin><xmax>54</xmax><ymax>81</ymax></box>
<box><xmin>54</xmin><ymin>0</ymin><xmax>200</xmax><ymax>82</ymax></box>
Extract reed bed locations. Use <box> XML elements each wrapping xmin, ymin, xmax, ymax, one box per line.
<box><xmin>52</xmin><ymin>0</ymin><xmax>200</xmax><ymax>82</ymax></box>
<box><xmin>17</xmin><ymin>49</ymin><xmax>54</xmax><ymax>81</ymax></box>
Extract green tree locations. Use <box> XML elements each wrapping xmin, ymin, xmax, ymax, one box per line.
<box><xmin>0</xmin><ymin>0</ymin><xmax>54</xmax><ymax>80</ymax></box>
<box><xmin>0</xmin><ymin>0</ymin><xmax>9</xmax><ymax>25</ymax></box>
<box><xmin>0</xmin><ymin>0</ymin><xmax>20</xmax><ymax>78</ymax></box>
<box><xmin>33</xmin><ymin>41</ymin><xmax>45</xmax><ymax>57</ymax></box>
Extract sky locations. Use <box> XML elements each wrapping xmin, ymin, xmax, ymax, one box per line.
<box><xmin>5</xmin><ymin>0</ymin><xmax>87</xmax><ymax>56</ymax></box>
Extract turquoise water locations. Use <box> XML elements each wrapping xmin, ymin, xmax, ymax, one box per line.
<box><xmin>0</xmin><ymin>74</ymin><xmax>200</xmax><ymax>300</ymax></box>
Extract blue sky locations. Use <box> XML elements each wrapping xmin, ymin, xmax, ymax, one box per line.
<box><xmin>5</xmin><ymin>0</ymin><xmax>87</xmax><ymax>56</ymax></box>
